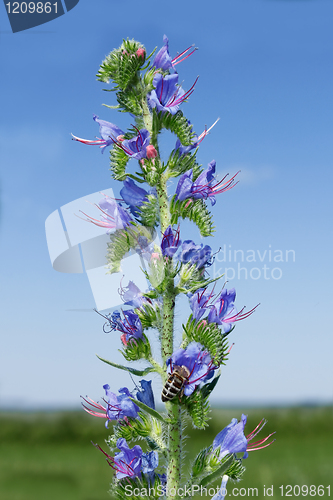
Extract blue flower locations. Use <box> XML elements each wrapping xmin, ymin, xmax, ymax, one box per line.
<box><xmin>79</xmin><ymin>196</ymin><xmax>133</xmax><ymax>233</ymax></box>
<box><xmin>114</xmin><ymin>438</ymin><xmax>143</xmax><ymax>479</ymax></box>
<box><xmin>161</xmin><ymin>225</ymin><xmax>181</xmax><ymax>257</ymax></box>
<box><xmin>212</xmin><ymin>415</ymin><xmax>275</xmax><ymax>461</ymax></box>
<box><xmin>152</xmin><ymin>35</ymin><xmax>173</xmax><ymax>71</ymax></box>
<box><xmin>81</xmin><ymin>386</ymin><xmax>140</xmax><ymax>427</ymax></box>
<box><xmin>211</xmin><ymin>476</ymin><xmax>229</xmax><ymax>500</ymax></box>
<box><xmin>167</xmin><ymin>341</ymin><xmax>217</xmax><ymax>396</ymax></box>
<box><xmin>207</xmin><ymin>288</ymin><xmax>258</xmax><ymax>333</ymax></box>
<box><xmin>104</xmin><ymin>385</ymin><xmax>140</xmax><ymax>424</ymax></box>
<box><xmin>176</xmin><ymin>240</ymin><xmax>212</xmax><ymax>269</ymax></box>
<box><xmin>141</xmin><ymin>450</ymin><xmax>159</xmax><ymax>473</ymax></box>
<box><xmin>120</xmin><ymin>129</ymin><xmax>150</xmax><ymax>160</ymax></box>
<box><xmin>71</xmin><ymin>114</ymin><xmax>124</xmax><ymax>153</ymax></box>
<box><xmin>107</xmin><ymin>309</ymin><xmax>143</xmax><ymax>346</ymax></box>
<box><xmin>152</xmin><ymin>35</ymin><xmax>196</xmax><ymax>71</ymax></box>
<box><xmin>188</xmin><ymin>288</ymin><xmax>215</xmax><ymax>321</ymax></box>
<box><xmin>136</xmin><ymin>379</ymin><xmax>155</xmax><ymax>409</ymax></box>
<box><xmin>120</xmin><ymin>280</ymin><xmax>145</xmax><ymax>309</ymax></box>
<box><xmin>120</xmin><ymin>178</ymin><xmax>149</xmax><ymax>217</ymax></box>
<box><xmin>213</xmin><ymin>414</ymin><xmax>248</xmax><ymax>459</ymax></box>
<box><xmin>148</xmin><ymin>73</ymin><xmax>197</xmax><ymax>115</ymax></box>
<box><xmin>175</xmin><ymin>161</ymin><xmax>239</xmax><ymax>206</ymax></box>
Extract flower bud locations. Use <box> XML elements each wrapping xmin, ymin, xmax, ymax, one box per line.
<box><xmin>146</xmin><ymin>145</ymin><xmax>158</xmax><ymax>159</ymax></box>
<box><xmin>136</xmin><ymin>48</ymin><xmax>146</xmax><ymax>60</ymax></box>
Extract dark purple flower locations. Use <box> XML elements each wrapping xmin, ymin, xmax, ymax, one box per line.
<box><xmin>118</xmin><ymin>129</ymin><xmax>150</xmax><ymax>160</ymax></box>
<box><xmin>175</xmin><ymin>161</ymin><xmax>239</xmax><ymax>206</ymax></box>
<box><xmin>81</xmin><ymin>385</ymin><xmax>139</xmax><ymax>427</ymax></box>
<box><xmin>161</xmin><ymin>225</ymin><xmax>181</xmax><ymax>257</ymax></box>
<box><xmin>114</xmin><ymin>438</ymin><xmax>143</xmax><ymax>479</ymax></box>
<box><xmin>136</xmin><ymin>379</ymin><xmax>155</xmax><ymax>409</ymax></box>
<box><xmin>189</xmin><ymin>288</ymin><xmax>215</xmax><ymax>321</ymax></box>
<box><xmin>176</xmin><ymin>240</ymin><xmax>212</xmax><ymax>269</ymax></box>
<box><xmin>120</xmin><ymin>178</ymin><xmax>149</xmax><ymax>216</ymax></box>
<box><xmin>71</xmin><ymin>114</ymin><xmax>124</xmax><ymax>154</ymax></box>
<box><xmin>167</xmin><ymin>341</ymin><xmax>217</xmax><ymax>396</ymax></box>
<box><xmin>148</xmin><ymin>73</ymin><xmax>198</xmax><ymax>115</ymax></box>
<box><xmin>79</xmin><ymin>196</ymin><xmax>132</xmax><ymax>233</ymax></box>
<box><xmin>152</xmin><ymin>35</ymin><xmax>196</xmax><ymax>71</ymax></box>
<box><xmin>120</xmin><ymin>280</ymin><xmax>145</xmax><ymax>309</ymax></box>
<box><xmin>213</xmin><ymin>415</ymin><xmax>275</xmax><ymax>460</ymax></box>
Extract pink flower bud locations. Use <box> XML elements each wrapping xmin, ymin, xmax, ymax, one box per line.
<box><xmin>146</xmin><ymin>145</ymin><xmax>158</xmax><ymax>159</ymax></box>
<box><xmin>136</xmin><ymin>48</ymin><xmax>145</xmax><ymax>60</ymax></box>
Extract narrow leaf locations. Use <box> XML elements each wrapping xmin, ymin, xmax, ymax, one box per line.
<box><xmin>199</xmin><ymin>456</ymin><xmax>234</xmax><ymax>487</ymax></box>
<box><xmin>129</xmin><ymin>397</ymin><xmax>169</xmax><ymax>423</ymax></box>
<box><xmin>96</xmin><ymin>355</ymin><xmax>156</xmax><ymax>376</ymax></box>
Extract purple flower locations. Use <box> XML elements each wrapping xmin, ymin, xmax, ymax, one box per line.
<box><xmin>176</xmin><ymin>240</ymin><xmax>212</xmax><ymax>269</ymax></box>
<box><xmin>71</xmin><ymin>114</ymin><xmax>124</xmax><ymax>153</ymax></box>
<box><xmin>79</xmin><ymin>196</ymin><xmax>132</xmax><ymax>233</ymax></box>
<box><xmin>81</xmin><ymin>385</ymin><xmax>139</xmax><ymax>428</ymax></box>
<box><xmin>152</xmin><ymin>35</ymin><xmax>196</xmax><ymax>71</ymax></box>
<box><xmin>107</xmin><ymin>310</ymin><xmax>143</xmax><ymax>346</ymax></box>
<box><xmin>167</xmin><ymin>341</ymin><xmax>217</xmax><ymax>396</ymax></box>
<box><xmin>148</xmin><ymin>73</ymin><xmax>198</xmax><ymax>115</ymax></box>
<box><xmin>213</xmin><ymin>415</ymin><xmax>275</xmax><ymax>460</ymax></box>
<box><xmin>141</xmin><ymin>450</ymin><xmax>158</xmax><ymax>473</ymax></box>
<box><xmin>189</xmin><ymin>288</ymin><xmax>215</xmax><ymax>321</ymax></box>
<box><xmin>175</xmin><ymin>161</ymin><xmax>239</xmax><ymax>206</ymax></box>
<box><xmin>119</xmin><ymin>129</ymin><xmax>150</xmax><ymax>160</ymax></box>
<box><xmin>207</xmin><ymin>288</ymin><xmax>258</xmax><ymax>333</ymax></box>
<box><xmin>114</xmin><ymin>438</ymin><xmax>143</xmax><ymax>479</ymax></box>
<box><xmin>120</xmin><ymin>178</ymin><xmax>149</xmax><ymax>216</ymax></box>
<box><xmin>136</xmin><ymin>379</ymin><xmax>155</xmax><ymax>409</ymax></box>
<box><xmin>135</xmin><ymin>235</ymin><xmax>155</xmax><ymax>262</ymax></box>
<box><xmin>104</xmin><ymin>385</ymin><xmax>140</xmax><ymax>423</ymax></box>
<box><xmin>120</xmin><ymin>280</ymin><xmax>145</xmax><ymax>309</ymax></box>
<box><xmin>161</xmin><ymin>225</ymin><xmax>181</xmax><ymax>257</ymax></box>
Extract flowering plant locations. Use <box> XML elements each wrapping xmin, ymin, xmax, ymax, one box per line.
<box><xmin>73</xmin><ymin>37</ymin><xmax>274</xmax><ymax>500</ymax></box>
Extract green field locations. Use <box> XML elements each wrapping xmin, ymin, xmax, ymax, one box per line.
<box><xmin>0</xmin><ymin>407</ymin><xmax>332</xmax><ymax>500</ymax></box>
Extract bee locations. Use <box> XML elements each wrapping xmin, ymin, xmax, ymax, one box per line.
<box><xmin>161</xmin><ymin>365</ymin><xmax>191</xmax><ymax>402</ymax></box>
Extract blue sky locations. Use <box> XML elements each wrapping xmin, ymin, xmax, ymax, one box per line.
<box><xmin>0</xmin><ymin>0</ymin><xmax>332</xmax><ymax>409</ymax></box>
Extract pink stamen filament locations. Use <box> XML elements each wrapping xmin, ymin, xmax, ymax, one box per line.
<box><xmin>172</xmin><ymin>44</ymin><xmax>197</xmax><ymax>65</ymax></box>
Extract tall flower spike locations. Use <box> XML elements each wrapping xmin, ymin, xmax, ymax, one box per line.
<box><xmin>148</xmin><ymin>73</ymin><xmax>198</xmax><ymax>115</ymax></box>
<box><xmin>71</xmin><ymin>114</ymin><xmax>124</xmax><ymax>153</ymax></box>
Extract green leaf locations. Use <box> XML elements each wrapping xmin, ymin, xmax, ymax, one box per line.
<box><xmin>154</xmin><ymin>109</ymin><xmax>195</xmax><ymax>145</ymax></box>
<box><xmin>110</xmin><ymin>144</ymin><xmax>129</xmax><ymax>181</ymax></box>
<box><xmin>183</xmin><ymin>316</ymin><xmax>228</xmax><ymax>365</ymax></box>
<box><xmin>96</xmin><ymin>355</ymin><xmax>156</xmax><ymax>376</ymax></box>
<box><xmin>129</xmin><ymin>397</ymin><xmax>168</xmax><ymax>423</ymax></box>
<box><xmin>170</xmin><ymin>196</ymin><xmax>215</xmax><ymax>237</ymax></box>
<box><xmin>139</xmin><ymin>195</ymin><xmax>159</xmax><ymax>227</ymax></box>
<box><xmin>106</xmin><ymin>225</ymin><xmax>155</xmax><ymax>275</ymax></box>
<box><xmin>167</xmin><ymin>149</ymin><xmax>202</xmax><ymax>178</ymax></box>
